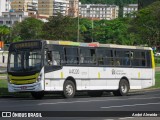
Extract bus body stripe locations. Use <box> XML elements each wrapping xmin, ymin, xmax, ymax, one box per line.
<box><xmin>9</xmin><ymin>73</ymin><xmax>39</xmax><ymax>85</ymax></box>
<box><xmin>151</xmin><ymin>50</ymin><xmax>155</xmax><ymax>69</ymax></box>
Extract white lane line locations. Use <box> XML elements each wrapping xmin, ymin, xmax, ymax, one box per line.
<box><xmin>104</xmin><ymin>119</ymin><xmax>114</xmax><ymax>120</ymax></box>
<box><xmin>38</xmin><ymin>100</ymin><xmax>107</xmax><ymax>105</ymax></box>
<box><xmin>38</xmin><ymin>97</ymin><xmax>160</xmax><ymax>105</ymax></box>
<box><xmin>119</xmin><ymin>117</ymin><xmax>134</xmax><ymax>120</ymax></box>
<box><xmin>101</xmin><ymin>102</ymin><xmax>160</xmax><ymax>109</ymax></box>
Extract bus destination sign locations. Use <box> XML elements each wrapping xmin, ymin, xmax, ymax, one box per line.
<box><xmin>13</xmin><ymin>41</ymin><xmax>41</xmax><ymax>49</ymax></box>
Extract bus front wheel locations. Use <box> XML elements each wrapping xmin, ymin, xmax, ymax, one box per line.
<box><xmin>113</xmin><ymin>79</ymin><xmax>129</xmax><ymax>96</ymax></box>
<box><xmin>31</xmin><ymin>91</ymin><xmax>44</xmax><ymax>99</ymax></box>
<box><xmin>63</xmin><ymin>80</ymin><xmax>76</xmax><ymax>98</ymax></box>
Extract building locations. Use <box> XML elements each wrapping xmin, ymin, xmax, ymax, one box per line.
<box><xmin>38</xmin><ymin>0</ymin><xmax>80</xmax><ymax>17</ymax></box>
<box><xmin>123</xmin><ymin>4</ymin><xmax>138</xmax><ymax>17</ymax></box>
<box><xmin>138</xmin><ymin>0</ymin><xmax>157</xmax><ymax>9</ymax></box>
<box><xmin>68</xmin><ymin>0</ymin><xmax>79</xmax><ymax>17</ymax></box>
<box><xmin>11</xmin><ymin>0</ymin><xmax>38</xmax><ymax>15</ymax></box>
<box><xmin>38</xmin><ymin>0</ymin><xmax>53</xmax><ymax>16</ymax></box>
<box><xmin>0</xmin><ymin>11</ymin><xmax>29</xmax><ymax>27</ymax></box>
<box><xmin>80</xmin><ymin>4</ymin><xmax>119</xmax><ymax>20</ymax></box>
<box><xmin>53</xmin><ymin>0</ymin><xmax>69</xmax><ymax>16</ymax></box>
<box><xmin>0</xmin><ymin>0</ymin><xmax>11</xmax><ymax>16</ymax></box>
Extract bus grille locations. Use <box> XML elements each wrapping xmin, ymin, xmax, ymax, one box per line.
<box><xmin>8</xmin><ymin>73</ymin><xmax>39</xmax><ymax>85</ymax></box>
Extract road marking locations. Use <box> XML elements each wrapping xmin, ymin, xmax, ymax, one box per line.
<box><xmin>119</xmin><ymin>117</ymin><xmax>134</xmax><ymax>120</ymax></box>
<box><xmin>101</xmin><ymin>102</ymin><xmax>160</xmax><ymax>109</ymax></box>
<box><xmin>104</xmin><ymin>119</ymin><xmax>114</xmax><ymax>120</ymax></box>
<box><xmin>38</xmin><ymin>96</ymin><xmax>160</xmax><ymax>105</ymax></box>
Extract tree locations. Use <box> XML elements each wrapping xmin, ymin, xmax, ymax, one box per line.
<box><xmin>0</xmin><ymin>25</ymin><xmax>10</xmax><ymax>43</ymax></box>
<box><xmin>93</xmin><ymin>18</ymin><xmax>133</xmax><ymax>45</ymax></box>
<box><xmin>11</xmin><ymin>17</ymin><xmax>44</xmax><ymax>42</ymax></box>
<box><xmin>43</xmin><ymin>14</ymin><xmax>78</xmax><ymax>41</ymax></box>
<box><xmin>79</xmin><ymin>18</ymin><xmax>93</xmax><ymax>42</ymax></box>
<box><xmin>131</xmin><ymin>1</ymin><xmax>160</xmax><ymax>46</ymax></box>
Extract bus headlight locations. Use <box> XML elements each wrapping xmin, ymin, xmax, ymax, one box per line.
<box><xmin>37</xmin><ymin>73</ymin><xmax>42</xmax><ymax>82</ymax></box>
<box><xmin>7</xmin><ymin>76</ymin><xmax>11</xmax><ymax>83</ymax></box>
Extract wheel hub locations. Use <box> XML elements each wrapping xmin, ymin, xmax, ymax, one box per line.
<box><xmin>66</xmin><ymin>84</ymin><xmax>73</xmax><ymax>96</ymax></box>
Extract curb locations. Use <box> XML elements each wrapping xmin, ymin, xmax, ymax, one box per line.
<box><xmin>129</xmin><ymin>88</ymin><xmax>160</xmax><ymax>93</ymax></box>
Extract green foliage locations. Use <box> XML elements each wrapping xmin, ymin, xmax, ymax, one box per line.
<box><xmin>10</xmin><ymin>17</ymin><xmax>44</xmax><ymax>42</ymax></box>
<box><xmin>93</xmin><ymin>18</ymin><xmax>134</xmax><ymax>45</ymax></box>
<box><xmin>43</xmin><ymin>14</ymin><xmax>78</xmax><ymax>41</ymax></box>
<box><xmin>7</xmin><ymin>0</ymin><xmax>159</xmax><ymax>47</ymax></box>
<box><xmin>131</xmin><ymin>1</ymin><xmax>160</xmax><ymax>46</ymax></box>
<box><xmin>0</xmin><ymin>25</ymin><xmax>10</xmax><ymax>42</ymax></box>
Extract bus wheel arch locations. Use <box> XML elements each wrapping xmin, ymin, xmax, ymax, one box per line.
<box><xmin>63</xmin><ymin>76</ymin><xmax>76</xmax><ymax>98</ymax></box>
<box><xmin>31</xmin><ymin>91</ymin><xmax>44</xmax><ymax>99</ymax></box>
<box><xmin>121</xmin><ymin>77</ymin><xmax>130</xmax><ymax>89</ymax></box>
<box><xmin>113</xmin><ymin>77</ymin><xmax>130</xmax><ymax>96</ymax></box>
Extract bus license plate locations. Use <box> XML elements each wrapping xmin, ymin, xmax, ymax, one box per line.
<box><xmin>21</xmin><ymin>86</ymin><xmax>27</xmax><ymax>90</ymax></box>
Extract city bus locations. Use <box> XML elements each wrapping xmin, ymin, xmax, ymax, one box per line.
<box><xmin>7</xmin><ymin>40</ymin><xmax>155</xmax><ymax>99</ymax></box>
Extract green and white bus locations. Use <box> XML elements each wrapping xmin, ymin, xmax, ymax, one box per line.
<box><xmin>7</xmin><ymin>40</ymin><xmax>155</xmax><ymax>99</ymax></box>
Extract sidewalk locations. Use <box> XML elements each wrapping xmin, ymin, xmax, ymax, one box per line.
<box><xmin>156</xmin><ymin>67</ymin><xmax>160</xmax><ymax>72</ymax></box>
<box><xmin>0</xmin><ymin>66</ymin><xmax>7</xmax><ymax>74</ymax></box>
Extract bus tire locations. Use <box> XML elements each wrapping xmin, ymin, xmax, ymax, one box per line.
<box><xmin>88</xmin><ymin>91</ymin><xmax>103</xmax><ymax>97</ymax></box>
<box><xmin>63</xmin><ymin>80</ymin><xmax>76</xmax><ymax>98</ymax></box>
<box><xmin>113</xmin><ymin>79</ymin><xmax>129</xmax><ymax>96</ymax></box>
<box><xmin>31</xmin><ymin>91</ymin><xmax>44</xmax><ymax>99</ymax></box>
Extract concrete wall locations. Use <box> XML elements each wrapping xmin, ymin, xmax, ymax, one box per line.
<box><xmin>0</xmin><ymin>51</ymin><xmax>8</xmax><ymax>67</ymax></box>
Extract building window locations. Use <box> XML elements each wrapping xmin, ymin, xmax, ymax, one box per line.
<box><xmin>4</xmin><ymin>15</ymin><xmax>8</xmax><ymax>18</ymax></box>
<box><xmin>0</xmin><ymin>21</ymin><xmax>3</xmax><ymax>24</ymax></box>
<box><xmin>6</xmin><ymin>21</ymin><xmax>11</xmax><ymax>24</ymax></box>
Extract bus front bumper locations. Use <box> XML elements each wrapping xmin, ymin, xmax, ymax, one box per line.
<box><xmin>8</xmin><ymin>82</ymin><xmax>43</xmax><ymax>92</ymax></box>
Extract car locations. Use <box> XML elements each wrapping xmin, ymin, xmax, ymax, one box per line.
<box><xmin>155</xmin><ymin>52</ymin><xmax>160</xmax><ymax>56</ymax></box>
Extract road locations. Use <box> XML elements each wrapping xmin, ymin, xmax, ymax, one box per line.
<box><xmin>0</xmin><ymin>89</ymin><xmax>160</xmax><ymax>120</ymax></box>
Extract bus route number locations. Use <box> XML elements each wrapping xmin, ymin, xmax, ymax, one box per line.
<box><xmin>69</xmin><ymin>69</ymin><xmax>79</xmax><ymax>74</ymax></box>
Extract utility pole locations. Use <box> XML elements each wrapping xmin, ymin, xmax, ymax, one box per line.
<box><xmin>77</xmin><ymin>0</ymin><xmax>79</xmax><ymax>42</ymax></box>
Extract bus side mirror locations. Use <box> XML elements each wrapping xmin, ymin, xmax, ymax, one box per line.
<box><xmin>2</xmin><ymin>56</ymin><xmax>5</xmax><ymax>63</ymax></box>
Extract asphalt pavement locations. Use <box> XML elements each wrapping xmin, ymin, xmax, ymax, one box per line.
<box><xmin>0</xmin><ymin>89</ymin><xmax>160</xmax><ymax>120</ymax></box>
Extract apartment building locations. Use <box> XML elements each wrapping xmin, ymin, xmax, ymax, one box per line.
<box><xmin>80</xmin><ymin>4</ymin><xmax>119</xmax><ymax>20</ymax></box>
<box><xmin>0</xmin><ymin>11</ymin><xmax>29</xmax><ymax>27</ymax></box>
<box><xmin>53</xmin><ymin>0</ymin><xmax>69</xmax><ymax>16</ymax></box>
<box><xmin>11</xmin><ymin>0</ymin><xmax>38</xmax><ymax>13</ymax></box>
<box><xmin>38</xmin><ymin>0</ymin><xmax>53</xmax><ymax>16</ymax></box>
<box><xmin>68</xmin><ymin>0</ymin><xmax>79</xmax><ymax>17</ymax></box>
<box><xmin>0</xmin><ymin>0</ymin><xmax>11</xmax><ymax>16</ymax></box>
<box><xmin>123</xmin><ymin>4</ymin><xmax>138</xmax><ymax>17</ymax></box>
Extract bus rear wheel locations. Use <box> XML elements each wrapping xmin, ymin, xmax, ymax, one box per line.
<box><xmin>63</xmin><ymin>80</ymin><xmax>76</xmax><ymax>98</ymax></box>
<box><xmin>31</xmin><ymin>91</ymin><xmax>44</xmax><ymax>99</ymax></box>
<box><xmin>113</xmin><ymin>79</ymin><xmax>129</xmax><ymax>96</ymax></box>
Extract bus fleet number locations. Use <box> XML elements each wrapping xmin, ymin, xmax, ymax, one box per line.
<box><xmin>69</xmin><ymin>69</ymin><xmax>79</xmax><ymax>74</ymax></box>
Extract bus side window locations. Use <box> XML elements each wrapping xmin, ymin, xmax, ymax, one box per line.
<box><xmin>114</xmin><ymin>50</ymin><xmax>121</xmax><ymax>66</ymax></box>
<box><xmin>80</xmin><ymin>48</ymin><xmax>90</xmax><ymax>64</ymax></box>
<box><xmin>80</xmin><ymin>53</ymin><xmax>84</xmax><ymax>63</ymax></box>
<box><xmin>65</xmin><ymin>47</ymin><xmax>78</xmax><ymax>65</ymax></box>
<box><xmin>52</xmin><ymin>51</ymin><xmax>60</xmax><ymax>65</ymax></box>
<box><xmin>47</xmin><ymin>51</ymin><xmax>52</xmax><ymax>65</ymax></box>
<box><xmin>146</xmin><ymin>51</ymin><xmax>151</xmax><ymax>68</ymax></box>
<box><xmin>90</xmin><ymin>49</ymin><xmax>96</xmax><ymax>64</ymax></box>
<box><xmin>132</xmin><ymin>51</ymin><xmax>146</xmax><ymax>67</ymax></box>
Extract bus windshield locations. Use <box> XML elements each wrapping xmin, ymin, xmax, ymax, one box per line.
<box><xmin>8</xmin><ymin>49</ymin><xmax>42</xmax><ymax>72</ymax></box>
